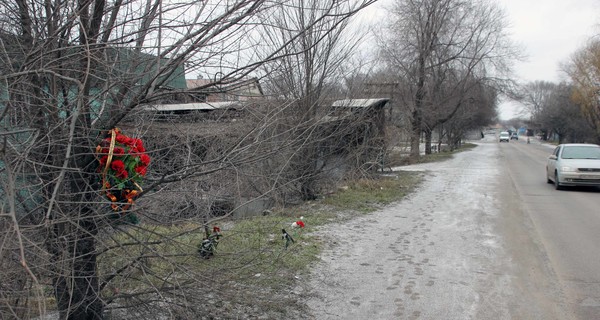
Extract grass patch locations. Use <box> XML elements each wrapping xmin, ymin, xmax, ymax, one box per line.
<box><xmin>387</xmin><ymin>142</ymin><xmax>477</xmax><ymax>166</ymax></box>
<box><xmin>321</xmin><ymin>172</ymin><xmax>421</xmax><ymax>213</ymax></box>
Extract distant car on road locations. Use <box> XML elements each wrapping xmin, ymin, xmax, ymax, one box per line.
<box><xmin>510</xmin><ymin>133</ymin><xmax>518</xmax><ymax>140</ymax></box>
<box><xmin>546</xmin><ymin>143</ymin><xmax>600</xmax><ymax>190</ymax></box>
<box><xmin>499</xmin><ymin>131</ymin><xmax>510</xmax><ymax>142</ymax></box>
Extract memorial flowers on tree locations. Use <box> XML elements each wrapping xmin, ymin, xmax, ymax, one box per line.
<box><xmin>96</xmin><ymin>128</ymin><xmax>150</xmax><ymax>222</ymax></box>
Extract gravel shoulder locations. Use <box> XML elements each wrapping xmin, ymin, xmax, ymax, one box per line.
<box><xmin>300</xmin><ymin>141</ymin><xmax>569</xmax><ymax>319</ymax></box>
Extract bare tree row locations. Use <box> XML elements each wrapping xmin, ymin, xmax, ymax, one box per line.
<box><xmin>0</xmin><ymin>0</ymin><xmax>378</xmax><ymax>319</ymax></box>
<box><xmin>376</xmin><ymin>0</ymin><xmax>518</xmax><ymax>155</ymax></box>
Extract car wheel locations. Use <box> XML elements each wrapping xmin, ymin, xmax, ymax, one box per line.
<box><xmin>554</xmin><ymin>172</ymin><xmax>563</xmax><ymax>190</ymax></box>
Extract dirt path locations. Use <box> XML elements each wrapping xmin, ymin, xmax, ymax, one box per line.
<box><xmin>301</xmin><ymin>141</ymin><xmax>569</xmax><ymax>319</ymax></box>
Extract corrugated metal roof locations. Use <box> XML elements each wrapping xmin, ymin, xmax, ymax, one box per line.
<box><xmin>331</xmin><ymin>98</ymin><xmax>389</xmax><ymax>108</ymax></box>
<box><xmin>140</xmin><ymin>101</ymin><xmax>240</xmax><ymax>112</ymax></box>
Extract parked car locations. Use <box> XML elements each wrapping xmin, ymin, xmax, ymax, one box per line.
<box><xmin>546</xmin><ymin>143</ymin><xmax>600</xmax><ymax>190</ymax></box>
<box><xmin>510</xmin><ymin>133</ymin><xmax>518</xmax><ymax>140</ymax></box>
<box><xmin>499</xmin><ymin>131</ymin><xmax>510</xmax><ymax>142</ymax></box>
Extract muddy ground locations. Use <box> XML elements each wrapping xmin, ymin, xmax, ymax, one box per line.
<box><xmin>299</xmin><ymin>140</ymin><xmax>569</xmax><ymax>319</ymax></box>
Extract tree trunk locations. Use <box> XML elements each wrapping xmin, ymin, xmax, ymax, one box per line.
<box><xmin>410</xmin><ymin>109</ymin><xmax>421</xmax><ymax>159</ymax></box>
<box><xmin>410</xmin><ymin>56</ymin><xmax>427</xmax><ymax>159</ymax></box>
<box><xmin>52</xmin><ymin>147</ymin><xmax>103</xmax><ymax>319</ymax></box>
<box><xmin>52</xmin><ymin>215</ymin><xmax>102</xmax><ymax>320</ymax></box>
<box><xmin>70</xmin><ymin>220</ymin><xmax>102</xmax><ymax>320</ymax></box>
<box><xmin>424</xmin><ymin>129</ymin><xmax>432</xmax><ymax>155</ymax></box>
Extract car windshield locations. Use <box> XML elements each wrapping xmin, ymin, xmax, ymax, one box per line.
<box><xmin>561</xmin><ymin>146</ymin><xmax>600</xmax><ymax>159</ymax></box>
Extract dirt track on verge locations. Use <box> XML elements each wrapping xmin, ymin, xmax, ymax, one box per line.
<box><xmin>300</xmin><ymin>141</ymin><xmax>570</xmax><ymax>319</ymax></box>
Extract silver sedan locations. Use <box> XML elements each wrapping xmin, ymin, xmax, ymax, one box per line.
<box><xmin>546</xmin><ymin>143</ymin><xmax>600</xmax><ymax>190</ymax></box>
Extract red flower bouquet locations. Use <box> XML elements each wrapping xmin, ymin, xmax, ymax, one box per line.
<box><xmin>96</xmin><ymin>128</ymin><xmax>150</xmax><ymax>215</ymax></box>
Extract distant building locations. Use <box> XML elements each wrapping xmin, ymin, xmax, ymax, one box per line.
<box><xmin>185</xmin><ymin>77</ymin><xmax>264</xmax><ymax>103</ymax></box>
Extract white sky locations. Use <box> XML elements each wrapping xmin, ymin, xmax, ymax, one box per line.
<box><xmin>499</xmin><ymin>0</ymin><xmax>600</xmax><ymax>119</ymax></box>
<box><xmin>358</xmin><ymin>0</ymin><xmax>600</xmax><ymax>120</ymax></box>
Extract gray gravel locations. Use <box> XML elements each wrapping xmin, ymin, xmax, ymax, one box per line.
<box><xmin>302</xmin><ymin>141</ymin><xmax>569</xmax><ymax>319</ymax></box>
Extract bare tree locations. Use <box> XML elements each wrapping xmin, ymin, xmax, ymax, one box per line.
<box><xmin>441</xmin><ymin>82</ymin><xmax>497</xmax><ymax>149</ymax></box>
<box><xmin>0</xmin><ymin>0</ymin><xmax>376</xmax><ymax>319</ymax></box>
<box><xmin>256</xmin><ymin>0</ymin><xmax>377</xmax><ymax>200</ymax></box>
<box><xmin>522</xmin><ymin>82</ymin><xmax>595</xmax><ymax>143</ymax></box>
<box><xmin>379</xmin><ymin>0</ymin><xmax>517</xmax><ymax>157</ymax></box>
<box><xmin>565</xmin><ymin>39</ymin><xmax>600</xmax><ymax>143</ymax></box>
<box><xmin>519</xmin><ymin>80</ymin><xmax>557</xmax><ymax>121</ymax></box>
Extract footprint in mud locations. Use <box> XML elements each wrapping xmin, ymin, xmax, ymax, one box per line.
<box><xmin>359</xmin><ymin>262</ymin><xmax>370</xmax><ymax>267</ymax></box>
<box><xmin>393</xmin><ymin>266</ymin><xmax>406</xmax><ymax>275</ymax></box>
<box><xmin>376</xmin><ymin>269</ymin><xmax>384</xmax><ymax>274</ymax></box>
<box><xmin>403</xmin><ymin>280</ymin><xmax>416</xmax><ymax>294</ymax></box>
<box><xmin>350</xmin><ymin>296</ymin><xmax>361</xmax><ymax>306</ymax></box>
<box><xmin>414</xmin><ymin>267</ymin><xmax>424</xmax><ymax>275</ymax></box>
<box><xmin>386</xmin><ymin>286</ymin><xmax>398</xmax><ymax>290</ymax></box>
<box><xmin>419</xmin><ymin>248</ymin><xmax>426</xmax><ymax>254</ymax></box>
<box><xmin>421</xmin><ymin>258</ymin><xmax>429</xmax><ymax>264</ymax></box>
<box><xmin>410</xmin><ymin>292</ymin><xmax>421</xmax><ymax>300</ymax></box>
<box><xmin>409</xmin><ymin>310</ymin><xmax>422</xmax><ymax>319</ymax></box>
<box><xmin>426</xmin><ymin>280</ymin><xmax>435</xmax><ymax>286</ymax></box>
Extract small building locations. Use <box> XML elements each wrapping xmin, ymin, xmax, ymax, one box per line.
<box><xmin>329</xmin><ymin>98</ymin><xmax>389</xmax><ymax>136</ymax></box>
<box><xmin>185</xmin><ymin>77</ymin><xmax>264</xmax><ymax>103</ymax></box>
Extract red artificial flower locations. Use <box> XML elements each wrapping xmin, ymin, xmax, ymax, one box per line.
<box><xmin>116</xmin><ymin>169</ymin><xmax>128</xmax><ymax>179</ymax></box>
<box><xmin>134</xmin><ymin>165</ymin><xmax>147</xmax><ymax>176</ymax></box>
<box><xmin>140</xmin><ymin>154</ymin><xmax>151</xmax><ymax>166</ymax></box>
<box><xmin>111</xmin><ymin>159</ymin><xmax>125</xmax><ymax>172</ymax></box>
<box><xmin>133</xmin><ymin>139</ymin><xmax>144</xmax><ymax>151</ymax></box>
<box><xmin>113</xmin><ymin>147</ymin><xmax>125</xmax><ymax>155</ymax></box>
<box><xmin>99</xmin><ymin>155</ymin><xmax>109</xmax><ymax>165</ymax></box>
<box><xmin>116</xmin><ymin>134</ymin><xmax>130</xmax><ymax>145</ymax></box>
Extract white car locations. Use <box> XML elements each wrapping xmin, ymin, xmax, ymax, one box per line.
<box><xmin>546</xmin><ymin>143</ymin><xmax>600</xmax><ymax>190</ymax></box>
<box><xmin>499</xmin><ymin>131</ymin><xmax>510</xmax><ymax>142</ymax></box>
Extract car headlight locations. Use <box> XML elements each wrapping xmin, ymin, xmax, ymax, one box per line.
<box><xmin>560</xmin><ymin>166</ymin><xmax>576</xmax><ymax>172</ymax></box>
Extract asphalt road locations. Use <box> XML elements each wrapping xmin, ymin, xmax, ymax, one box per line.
<box><xmin>304</xmin><ymin>136</ymin><xmax>599</xmax><ymax>319</ymax></box>
<box><xmin>501</xmin><ymin>137</ymin><xmax>600</xmax><ymax>320</ymax></box>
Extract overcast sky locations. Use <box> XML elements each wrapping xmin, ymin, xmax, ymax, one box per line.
<box><xmin>499</xmin><ymin>0</ymin><xmax>600</xmax><ymax>119</ymax></box>
<box><xmin>359</xmin><ymin>0</ymin><xmax>600</xmax><ymax>119</ymax></box>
